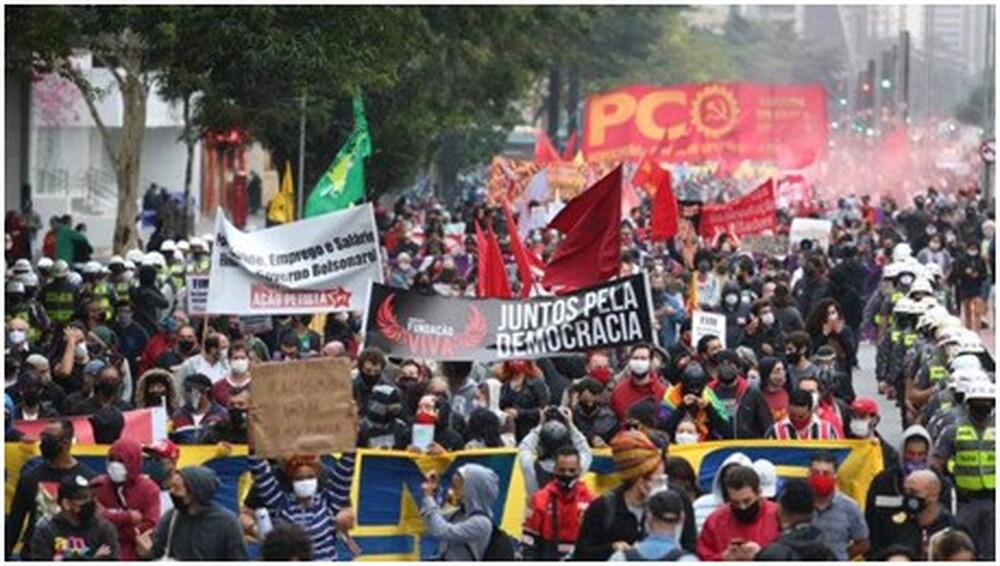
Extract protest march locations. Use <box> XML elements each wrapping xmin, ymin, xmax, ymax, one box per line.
<box><xmin>4</xmin><ymin>4</ymin><xmax>997</xmax><ymax>564</ymax></box>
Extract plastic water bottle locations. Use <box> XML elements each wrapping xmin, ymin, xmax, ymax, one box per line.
<box><xmin>255</xmin><ymin>508</ymin><xmax>274</xmax><ymax>538</ymax></box>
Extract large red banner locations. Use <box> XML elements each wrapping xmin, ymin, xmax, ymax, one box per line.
<box><xmin>699</xmin><ymin>179</ymin><xmax>778</xmax><ymax>239</ymax></box>
<box><xmin>584</xmin><ymin>83</ymin><xmax>828</xmax><ymax>168</ymax></box>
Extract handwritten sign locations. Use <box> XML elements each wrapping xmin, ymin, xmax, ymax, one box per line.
<box><xmin>692</xmin><ymin>310</ymin><xmax>727</xmax><ymax>349</ymax></box>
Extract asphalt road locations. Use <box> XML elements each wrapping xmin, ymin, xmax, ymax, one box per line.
<box><xmin>854</xmin><ymin>341</ymin><xmax>904</xmax><ymax>449</ymax></box>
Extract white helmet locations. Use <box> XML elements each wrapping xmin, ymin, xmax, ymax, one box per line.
<box><xmin>921</xmin><ymin>262</ymin><xmax>943</xmax><ymax>281</ymax></box>
<box><xmin>108</xmin><ymin>255</ymin><xmax>125</xmax><ymax>267</ymax></box>
<box><xmin>12</xmin><ymin>259</ymin><xmax>32</xmax><ymax>274</ymax></box>
<box><xmin>937</xmin><ymin>326</ymin><xmax>971</xmax><ymax>346</ymax></box>
<box><xmin>893</xmin><ymin>243</ymin><xmax>913</xmax><ymax>262</ymax></box>
<box><xmin>176</xmin><ymin>240</ymin><xmax>190</xmax><ymax>252</ymax></box>
<box><xmin>143</xmin><ymin>252</ymin><xmax>166</xmax><ymax>268</ymax></box>
<box><xmin>161</xmin><ymin>239</ymin><xmax>177</xmax><ymax>253</ymax></box>
<box><xmin>18</xmin><ymin>272</ymin><xmax>39</xmax><ymax>289</ymax></box>
<box><xmin>882</xmin><ymin>262</ymin><xmax>902</xmax><ymax>279</ymax></box>
<box><xmin>123</xmin><ymin>260</ymin><xmax>136</xmax><ymax>271</ymax></box>
<box><xmin>893</xmin><ymin>297</ymin><xmax>926</xmax><ymax>315</ymax></box>
<box><xmin>52</xmin><ymin>259</ymin><xmax>69</xmax><ymax>278</ymax></box>
<box><xmin>66</xmin><ymin>271</ymin><xmax>83</xmax><ymax>287</ymax></box>
<box><xmin>6</xmin><ymin>279</ymin><xmax>25</xmax><ymax>294</ymax></box>
<box><xmin>949</xmin><ymin>368</ymin><xmax>991</xmax><ymax>393</ymax></box>
<box><xmin>189</xmin><ymin>237</ymin><xmax>206</xmax><ymax>250</ymax></box>
<box><xmin>173</xmin><ymin>250</ymin><xmax>185</xmax><ymax>264</ymax></box>
<box><xmin>917</xmin><ymin>306</ymin><xmax>950</xmax><ymax>332</ymax></box>
<box><xmin>125</xmin><ymin>249</ymin><xmax>145</xmax><ymax>264</ymax></box>
<box><xmin>964</xmin><ymin>381</ymin><xmax>995</xmax><ymax>401</ymax></box>
<box><xmin>36</xmin><ymin>257</ymin><xmax>54</xmax><ymax>272</ymax></box>
<box><xmin>82</xmin><ymin>260</ymin><xmax>102</xmax><ymax>275</ymax></box>
<box><xmin>202</xmin><ymin>233</ymin><xmax>214</xmax><ymax>245</ymax></box>
<box><xmin>949</xmin><ymin>353</ymin><xmax>985</xmax><ymax>373</ymax></box>
<box><xmin>908</xmin><ymin>277</ymin><xmax>935</xmax><ymax>297</ymax></box>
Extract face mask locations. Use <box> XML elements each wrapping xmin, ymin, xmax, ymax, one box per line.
<box><xmin>8</xmin><ymin>330</ymin><xmax>26</xmax><ymax>345</ymax></box>
<box><xmin>219</xmin><ymin>348</ymin><xmax>228</xmax><ymax>361</ymax></box>
<box><xmin>790</xmin><ymin>413</ymin><xmax>812</xmax><ymax>428</ymax></box>
<box><xmin>904</xmin><ymin>494</ymin><xmax>927</xmax><ymax>517</ymax></box>
<box><xmin>648</xmin><ymin>473</ymin><xmax>669</xmax><ymax>496</ymax></box>
<box><xmin>732</xmin><ymin>500</ymin><xmax>761</xmax><ymax>524</ymax></box>
<box><xmin>107</xmin><ymin>461</ymin><xmax>128</xmax><ymax>483</ymax></box>
<box><xmin>849</xmin><ymin>419</ymin><xmax>872</xmax><ymax>438</ymax></box>
<box><xmin>228</xmin><ymin>408</ymin><xmax>248</xmax><ymax>428</ymax></box>
<box><xmin>630</xmin><ymin>359</ymin><xmax>650</xmax><ymax>376</ymax></box>
<box><xmin>591</xmin><ymin>367</ymin><xmax>613</xmax><ymax>384</ymax></box>
<box><xmin>147</xmin><ymin>392</ymin><xmax>165</xmax><ymax>407</ymax></box>
<box><xmin>554</xmin><ymin>474</ymin><xmax>578</xmax><ymax>492</ymax></box>
<box><xmin>96</xmin><ymin>380</ymin><xmax>119</xmax><ymax>399</ymax></box>
<box><xmin>75</xmin><ymin>343</ymin><xmax>88</xmax><ymax>358</ymax></box>
<box><xmin>675</xmin><ymin>432</ymin><xmax>699</xmax><ymax>445</ymax></box>
<box><xmin>178</xmin><ymin>340</ymin><xmax>196</xmax><ymax>354</ymax></box>
<box><xmin>969</xmin><ymin>403</ymin><xmax>993</xmax><ymax>420</ymax></box>
<box><xmin>810</xmin><ymin>392</ymin><xmax>821</xmax><ymax>409</ymax></box>
<box><xmin>293</xmin><ymin>478</ymin><xmax>318</xmax><ymax>499</ymax></box>
<box><xmin>904</xmin><ymin>459</ymin><xmax>928</xmax><ymax>475</ymax></box>
<box><xmin>170</xmin><ymin>493</ymin><xmax>189</xmax><ymax>513</ymax></box>
<box><xmin>22</xmin><ymin>390</ymin><xmax>41</xmax><ymax>407</ymax></box>
<box><xmin>761</xmin><ymin>313</ymin><xmax>775</xmax><ymax>326</ymax></box>
<box><xmin>809</xmin><ymin>473</ymin><xmax>837</xmax><ymax>498</ymax></box>
<box><xmin>967</xmin><ymin>249</ymin><xmax>979</xmax><ymax>256</ymax></box>
<box><xmin>786</xmin><ymin>351</ymin><xmax>802</xmax><ymax>365</ymax></box>
<box><xmin>724</xmin><ymin>294</ymin><xmax>739</xmax><ymax>306</ymax></box>
<box><xmin>78</xmin><ymin>500</ymin><xmax>97</xmax><ymax>522</ymax></box>
<box><xmin>231</xmin><ymin>359</ymin><xmax>250</xmax><ymax>375</ymax></box>
<box><xmin>40</xmin><ymin>436</ymin><xmax>63</xmax><ymax>460</ymax></box>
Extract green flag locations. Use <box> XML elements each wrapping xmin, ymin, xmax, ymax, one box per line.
<box><xmin>304</xmin><ymin>95</ymin><xmax>372</xmax><ymax>217</ymax></box>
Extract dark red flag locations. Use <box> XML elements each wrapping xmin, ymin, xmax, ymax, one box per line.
<box><xmin>542</xmin><ymin>165</ymin><xmax>623</xmax><ymax>292</ymax></box>
<box><xmin>535</xmin><ymin>129</ymin><xmax>561</xmax><ymax>165</ymax></box>
<box><xmin>561</xmin><ymin>131</ymin><xmax>578</xmax><ymax>162</ymax></box>
<box><xmin>650</xmin><ymin>169</ymin><xmax>678</xmax><ymax>241</ymax></box>
<box><xmin>475</xmin><ymin>221</ymin><xmax>512</xmax><ymax>298</ymax></box>
<box><xmin>502</xmin><ymin>203</ymin><xmax>544</xmax><ymax>297</ymax></box>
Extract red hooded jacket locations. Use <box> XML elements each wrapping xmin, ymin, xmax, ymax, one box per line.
<box><xmin>521</xmin><ymin>480</ymin><xmax>595</xmax><ymax>559</ymax></box>
<box><xmin>91</xmin><ymin>438</ymin><xmax>161</xmax><ymax>560</ymax></box>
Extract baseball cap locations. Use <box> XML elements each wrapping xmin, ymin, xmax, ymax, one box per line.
<box><xmin>84</xmin><ymin>359</ymin><xmax>107</xmax><ymax>376</ymax></box>
<box><xmin>58</xmin><ymin>474</ymin><xmax>92</xmax><ymax>501</ymax></box>
<box><xmin>144</xmin><ymin>439</ymin><xmax>180</xmax><ymax>461</ymax></box>
<box><xmin>647</xmin><ymin>490</ymin><xmax>685</xmax><ymax>523</ymax></box>
<box><xmin>850</xmin><ymin>396</ymin><xmax>880</xmax><ymax>417</ymax></box>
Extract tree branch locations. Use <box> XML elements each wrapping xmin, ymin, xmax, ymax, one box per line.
<box><xmin>64</xmin><ymin>66</ymin><xmax>120</xmax><ymax>169</ymax></box>
<box><xmin>91</xmin><ymin>51</ymin><xmax>126</xmax><ymax>91</ymax></box>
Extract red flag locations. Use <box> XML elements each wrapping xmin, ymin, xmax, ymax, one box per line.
<box><xmin>503</xmin><ymin>203</ymin><xmax>544</xmax><ymax>297</ymax></box>
<box><xmin>543</xmin><ymin>165</ymin><xmax>623</xmax><ymax>292</ymax></box>
<box><xmin>632</xmin><ymin>152</ymin><xmax>672</xmax><ymax>198</ymax></box>
<box><xmin>561</xmin><ymin>131</ymin><xmax>578</xmax><ymax>162</ymax></box>
<box><xmin>650</xmin><ymin>169</ymin><xmax>678</xmax><ymax>241</ymax></box>
<box><xmin>535</xmin><ymin>129</ymin><xmax>561</xmax><ymax>165</ymax></box>
<box><xmin>475</xmin><ymin>221</ymin><xmax>512</xmax><ymax>298</ymax></box>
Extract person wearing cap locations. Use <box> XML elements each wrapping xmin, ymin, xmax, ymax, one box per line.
<box><xmin>6</xmin><ymin>279</ymin><xmax>50</xmax><ymax>345</ymax></box>
<box><xmin>808</xmin><ymin>451</ymin><xmax>869</xmax><ymax>560</ymax></box>
<box><xmin>5</xmin><ymin>419</ymin><xmax>97</xmax><ymax>559</ymax></box>
<box><xmin>187</xmin><ymin>237</ymin><xmax>211</xmax><ymax>274</ymax></box>
<box><xmin>573</xmin><ymin>430</ymin><xmax>696</xmax><ymax>560</ymax></box>
<box><xmin>696</xmin><ymin>464</ymin><xmax>780</xmax><ymax>560</ymax></box>
<box><xmin>756</xmin><ymin>479</ymin><xmax>836</xmax><ymax>560</ymax></box>
<box><xmin>169</xmin><ymin>373</ymin><xmax>227</xmax><ymax>444</ymax></box>
<box><xmin>40</xmin><ymin>258</ymin><xmax>80</xmax><ymax>326</ymax></box>
<box><xmin>23</xmin><ymin>352</ymin><xmax>67</xmax><ymax>412</ymax></box>
<box><xmin>143</xmin><ymin>440</ymin><xmax>181</xmax><ymax>518</ymax></box>
<box><xmin>91</xmin><ymin>438</ymin><xmax>160</xmax><ymax>560</ymax></box>
<box><xmin>80</xmin><ymin>260</ymin><xmax>116</xmax><ymax>323</ymax></box>
<box><xmin>28</xmin><ymin>473</ymin><xmax>119</xmax><ymax>560</ymax></box>
<box><xmin>135</xmin><ymin>465</ymin><xmax>248</xmax><ymax>560</ymax></box>
<box><xmin>846</xmin><ymin>396</ymin><xmax>901</xmax><ymax>472</ymax></box>
<box><xmin>12</xmin><ymin>369</ymin><xmax>60</xmax><ymax>420</ymax></box>
<box><xmin>107</xmin><ymin>255</ymin><xmax>133</xmax><ymax>303</ymax></box>
<box><xmin>608</xmin><ymin>490</ymin><xmax>694</xmax><ymax>561</ymax></box>
<box><xmin>660</xmin><ymin>363</ymin><xmax>731</xmax><ymax>442</ymax></box>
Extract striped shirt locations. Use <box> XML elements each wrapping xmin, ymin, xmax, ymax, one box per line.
<box><xmin>248</xmin><ymin>455</ymin><xmax>355</xmax><ymax>561</ymax></box>
<box><xmin>766</xmin><ymin>416</ymin><xmax>840</xmax><ymax>440</ymax></box>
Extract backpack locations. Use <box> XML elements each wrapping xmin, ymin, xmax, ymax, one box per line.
<box><xmin>463</xmin><ymin>510</ymin><xmax>515</xmax><ymax>561</ymax></box>
<box><xmin>623</xmin><ymin>546</ymin><xmax>685</xmax><ymax>561</ymax></box>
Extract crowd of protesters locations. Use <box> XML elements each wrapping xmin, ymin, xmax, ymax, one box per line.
<box><xmin>3</xmin><ymin>168</ymin><xmax>995</xmax><ymax>561</ymax></box>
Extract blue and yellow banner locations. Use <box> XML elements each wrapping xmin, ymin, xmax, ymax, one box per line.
<box><xmin>5</xmin><ymin>439</ymin><xmax>883</xmax><ymax>561</ymax></box>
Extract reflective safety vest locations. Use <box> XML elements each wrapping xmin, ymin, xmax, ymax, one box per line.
<box><xmin>952</xmin><ymin>422</ymin><xmax>996</xmax><ymax>492</ymax></box>
<box><xmin>43</xmin><ymin>289</ymin><xmax>76</xmax><ymax>324</ymax></box>
<box><xmin>91</xmin><ymin>282</ymin><xmax>114</xmax><ymax>316</ymax></box>
<box><xmin>113</xmin><ymin>280</ymin><xmax>133</xmax><ymax>304</ymax></box>
<box><xmin>930</xmin><ymin>365</ymin><xmax>948</xmax><ymax>384</ymax></box>
<box><xmin>904</xmin><ymin>332</ymin><xmax>918</xmax><ymax>347</ymax></box>
<box><xmin>169</xmin><ymin>265</ymin><xmax>186</xmax><ymax>291</ymax></box>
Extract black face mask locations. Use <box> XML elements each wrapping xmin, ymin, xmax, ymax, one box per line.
<box><xmin>146</xmin><ymin>392</ymin><xmax>165</xmax><ymax>407</ymax></box>
<box><xmin>22</xmin><ymin>390</ymin><xmax>41</xmax><ymax>407</ymax></box>
<box><xmin>732</xmin><ymin>500</ymin><xmax>761</xmax><ymax>524</ymax></box>
<box><xmin>904</xmin><ymin>494</ymin><xmax>927</xmax><ymax>517</ymax></box>
<box><xmin>362</xmin><ymin>370</ymin><xmax>382</xmax><ymax>384</ymax></box>
<box><xmin>77</xmin><ymin>500</ymin><xmax>97</xmax><ymax>523</ymax></box>
<box><xmin>96</xmin><ymin>380</ymin><xmax>119</xmax><ymax>399</ymax></box>
<box><xmin>178</xmin><ymin>340</ymin><xmax>196</xmax><ymax>354</ymax></box>
<box><xmin>554</xmin><ymin>474</ymin><xmax>578</xmax><ymax>492</ymax></box>
<box><xmin>170</xmin><ymin>493</ymin><xmax>190</xmax><ymax>514</ymax></box>
<box><xmin>578</xmin><ymin>400</ymin><xmax>597</xmax><ymax>414</ymax></box>
<box><xmin>40</xmin><ymin>436</ymin><xmax>63</xmax><ymax>461</ymax></box>
<box><xmin>786</xmin><ymin>351</ymin><xmax>802</xmax><ymax>365</ymax></box>
<box><xmin>228</xmin><ymin>408</ymin><xmax>248</xmax><ymax>429</ymax></box>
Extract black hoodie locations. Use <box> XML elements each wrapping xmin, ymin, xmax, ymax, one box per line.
<box><xmin>149</xmin><ymin>466</ymin><xmax>247</xmax><ymax>560</ymax></box>
<box><xmin>757</xmin><ymin>522</ymin><xmax>838</xmax><ymax>561</ymax></box>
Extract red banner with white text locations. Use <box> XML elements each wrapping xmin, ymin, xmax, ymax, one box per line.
<box><xmin>699</xmin><ymin>179</ymin><xmax>778</xmax><ymax>239</ymax></box>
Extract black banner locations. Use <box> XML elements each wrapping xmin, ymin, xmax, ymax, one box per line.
<box><xmin>363</xmin><ymin>275</ymin><xmax>657</xmax><ymax>362</ymax></box>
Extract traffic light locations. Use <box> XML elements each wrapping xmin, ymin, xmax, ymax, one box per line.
<box><xmin>856</xmin><ymin>60</ymin><xmax>876</xmax><ymax>111</ymax></box>
<box><xmin>881</xmin><ymin>78</ymin><xmax>892</xmax><ymax>89</ymax></box>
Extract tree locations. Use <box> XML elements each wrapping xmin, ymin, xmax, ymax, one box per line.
<box><xmin>7</xmin><ymin>6</ymin><xmax>181</xmax><ymax>252</ymax></box>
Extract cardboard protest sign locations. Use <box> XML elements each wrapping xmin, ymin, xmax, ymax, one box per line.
<box><xmin>186</xmin><ymin>275</ymin><xmax>210</xmax><ymax>315</ymax></box>
<box><xmin>788</xmin><ymin>218</ymin><xmax>833</xmax><ymax>253</ymax></box>
<box><xmin>206</xmin><ymin>205</ymin><xmax>382</xmax><ymax>314</ymax></box>
<box><xmin>692</xmin><ymin>310</ymin><xmax>727</xmax><ymax>348</ymax></box>
<box><xmin>248</xmin><ymin>357</ymin><xmax>358</xmax><ymax>457</ymax></box>
<box><xmin>364</xmin><ymin>274</ymin><xmax>657</xmax><ymax>362</ymax></box>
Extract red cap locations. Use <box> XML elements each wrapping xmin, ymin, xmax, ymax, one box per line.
<box><xmin>143</xmin><ymin>440</ymin><xmax>180</xmax><ymax>461</ymax></box>
<box><xmin>850</xmin><ymin>397</ymin><xmax>879</xmax><ymax>417</ymax></box>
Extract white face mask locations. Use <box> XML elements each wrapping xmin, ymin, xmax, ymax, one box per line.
<box><xmin>811</xmin><ymin>392</ymin><xmax>821</xmax><ymax>409</ymax></box>
<box><xmin>231</xmin><ymin>359</ymin><xmax>250</xmax><ymax>375</ymax></box>
<box><xmin>849</xmin><ymin>419</ymin><xmax>872</xmax><ymax>438</ymax></box>
<box><xmin>219</xmin><ymin>348</ymin><xmax>228</xmax><ymax>361</ymax></box>
<box><xmin>630</xmin><ymin>359</ymin><xmax>650</xmax><ymax>376</ymax></box>
<box><xmin>107</xmin><ymin>461</ymin><xmax>128</xmax><ymax>484</ymax></box>
<box><xmin>725</xmin><ymin>295</ymin><xmax>739</xmax><ymax>306</ymax></box>
<box><xmin>648</xmin><ymin>473</ymin><xmax>669</xmax><ymax>497</ymax></box>
<box><xmin>761</xmin><ymin>313</ymin><xmax>775</xmax><ymax>326</ymax></box>
<box><xmin>293</xmin><ymin>478</ymin><xmax>318</xmax><ymax>499</ymax></box>
<box><xmin>675</xmin><ymin>432</ymin><xmax>699</xmax><ymax>445</ymax></box>
<box><xmin>75</xmin><ymin>343</ymin><xmax>88</xmax><ymax>359</ymax></box>
<box><xmin>8</xmin><ymin>330</ymin><xmax>26</xmax><ymax>345</ymax></box>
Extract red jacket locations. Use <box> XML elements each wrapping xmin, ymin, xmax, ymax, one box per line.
<box><xmin>140</xmin><ymin>332</ymin><xmax>174</xmax><ymax>375</ymax></box>
<box><xmin>521</xmin><ymin>480</ymin><xmax>595</xmax><ymax>560</ymax></box>
<box><xmin>92</xmin><ymin>438</ymin><xmax>161</xmax><ymax>561</ymax></box>
<box><xmin>696</xmin><ymin>499</ymin><xmax>781</xmax><ymax>561</ymax></box>
<box><xmin>610</xmin><ymin>374</ymin><xmax>667</xmax><ymax>422</ymax></box>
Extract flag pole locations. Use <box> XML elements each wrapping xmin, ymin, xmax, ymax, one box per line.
<box><xmin>297</xmin><ymin>92</ymin><xmax>307</xmax><ymax>219</ymax></box>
